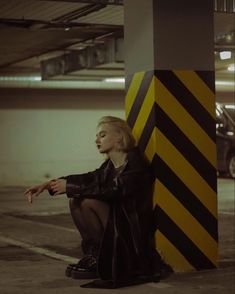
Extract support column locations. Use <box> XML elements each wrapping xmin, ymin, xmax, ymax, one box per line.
<box><xmin>124</xmin><ymin>0</ymin><xmax>218</xmax><ymax>272</ymax></box>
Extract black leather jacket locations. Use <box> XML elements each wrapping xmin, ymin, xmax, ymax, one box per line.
<box><xmin>63</xmin><ymin>147</ymin><xmax>161</xmax><ymax>285</ymax></box>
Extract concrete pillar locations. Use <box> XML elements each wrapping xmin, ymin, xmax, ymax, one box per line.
<box><xmin>124</xmin><ymin>0</ymin><xmax>217</xmax><ymax>272</ymax></box>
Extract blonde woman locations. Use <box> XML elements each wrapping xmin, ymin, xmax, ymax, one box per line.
<box><xmin>25</xmin><ymin>116</ymin><xmax>168</xmax><ymax>288</ymax></box>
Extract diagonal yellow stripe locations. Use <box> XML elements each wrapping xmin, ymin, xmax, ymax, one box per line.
<box><xmin>154</xmin><ymin>77</ymin><xmax>216</xmax><ymax>168</ymax></box>
<box><xmin>155</xmin><ymin>230</ymin><xmax>195</xmax><ymax>272</ymax></box>
<box><xmin>125</xmin><ymin>71</ymin><xmax>145</xmax><ymax>119</ymax></box>
<box><xmin>132</xmin><ymin>77</ymin><xmax>155</xmax><ymax>142</ymax></box>
<box><xmin>155</xmin><ymin>128</ymin><xmax>217</xmax><ymax>218</ymax></box>
<box><xmin>156</xmin><ymin>180</ymin><xmax>218</xmax><ymax>266</ymax></box>
<box><xmin>173</xmin><ymin>70</ymin><xmax>215</xmax><ymax>119</ymax></box>
<box><xmin>144</xmin><ymin>127</ymin><xmax>156</xmax><ymax>162</ymax></box>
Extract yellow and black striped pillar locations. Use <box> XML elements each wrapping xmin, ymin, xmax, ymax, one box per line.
<box><xmin>125</xmin><ymin>70</ymin><xmax>218</xmax><ymax>272</ymax></box>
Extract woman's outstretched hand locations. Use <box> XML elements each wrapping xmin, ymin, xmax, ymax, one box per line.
<box><xmin>25</xmin><ymin>179</ymin><xmax>66</xmax><ymax>203</ymax></box>
<box><xmin>24</xmin><ymin>181</ymin><xmax>51</xmax><ymax>203</ymax></box>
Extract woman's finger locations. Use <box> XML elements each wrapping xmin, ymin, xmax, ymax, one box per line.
<box><xmin>27</xmin><ymin>192</ymin><xmax>33</xmax><ymax>203</ymax></box>
<box><xmin>24</xmin><ymin>188</ymin><xmax>33</xmax><ymax>195</ymax></box>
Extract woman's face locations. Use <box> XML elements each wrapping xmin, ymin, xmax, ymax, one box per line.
<box><xmin>95</xmin><ymin>123</ymin><xmax>121</xmax><ymax>154</ymax></box>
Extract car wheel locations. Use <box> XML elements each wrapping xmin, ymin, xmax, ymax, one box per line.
<box><xmin>228</xmin><ymin>154</ymin><xmax>235</xmax><ymax>178</ymax></box>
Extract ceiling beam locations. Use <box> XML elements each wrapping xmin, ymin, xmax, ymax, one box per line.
<box><xmin>41</xmin><ymin>38</ymin><xmax>124</xmax><ymax>79</ymax></box>
<box><xmin>40</xmin><ymin>0</ymin><xmax>123</xmax><ymax>5</ymax></box>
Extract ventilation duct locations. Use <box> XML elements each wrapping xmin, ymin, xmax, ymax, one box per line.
<box><xmin>41</xmin><ymin>38</ymin><xmax>124</xmax><ymax>79</ymax></box>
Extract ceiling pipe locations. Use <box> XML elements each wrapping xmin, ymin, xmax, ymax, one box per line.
<box><xmin>53</xmin><ymin>3</ymin><xmax>107</xmax><ymax>22</ymax></box>
<box><xmin>40</xmin><ymin>0</ymin><xmax>123</xmax><ymax>5</ymax></box>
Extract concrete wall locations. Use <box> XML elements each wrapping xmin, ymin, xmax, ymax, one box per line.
<box><xmin>0</xmin><ymin>88</ymin><xmax>125</xmax><ymax>186</ymax></box>
<box><xmin>0</xmin><ymin>86</ymin><xmax>233</xmax><ymax>187</ymax></box>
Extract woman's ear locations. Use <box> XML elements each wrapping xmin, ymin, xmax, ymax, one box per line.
<box><xmin>117</xmin><ymin>134</ymin><xmax>125</xmax><ymax>151</ymax></box>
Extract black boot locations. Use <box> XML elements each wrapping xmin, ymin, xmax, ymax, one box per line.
<box><xmin>65</xmin><ymin>242</ymin><xmax>100</xmax><ymax>279</ymax></box>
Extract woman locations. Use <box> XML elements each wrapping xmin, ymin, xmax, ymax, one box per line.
<box><xmin>25</xmin><ymin>116</ymin><xmax>167</xmax><ymax>288</ymax></box>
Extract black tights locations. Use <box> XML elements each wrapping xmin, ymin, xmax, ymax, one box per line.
<box><xmin>69</xmin><ymin>198</ymin><xmax>110</xmax><ymax>255</ymax></box>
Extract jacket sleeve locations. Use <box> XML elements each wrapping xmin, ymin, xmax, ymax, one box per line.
<box><xmin>66</xmin><ymin>169</ymin><xmax>101</xmax><ymax>197</ymax></box>
<box><xmin>47</xmin><ymin>169</ymin><xmax>100</xmax><ymax>196</ymax></box>
<box><xmin>66</xmin><ymin>167</ymin><xmax>153</xmax><ymax>203</ymax></box>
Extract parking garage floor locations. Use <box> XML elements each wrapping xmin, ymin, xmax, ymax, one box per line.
<box><xmin>0</xmin><ymin>178</ymin><xmax>234</xmax><ymax>294</ymax></box>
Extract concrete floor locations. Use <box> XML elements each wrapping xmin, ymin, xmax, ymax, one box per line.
<box><xmin>0</xmin><ymin>178</ymin><xmax>234</xmax><ymax>294</ymax></box>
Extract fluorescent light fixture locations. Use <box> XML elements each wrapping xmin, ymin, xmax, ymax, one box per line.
<box><xmin>0</xmin><ymin>76</ymin><xmax>41</xmax><ymax>81</ymax></box>
<box><xmin>226</xmin><ymin>131</ymin><xmax>234</xmax><ymax>136</ymax></box>
<box><xmin>228</xmin><ymin>64</ymin><xmax>235</xmax><ymax>72</ymax></box>
<box><xmin>225</xmin><ymin>105</ymin><xmax>235</xmax><ymax>109</ymax></box>
<box><xmin>219</xmin><ymin>51</ymin><xmax>232</xmax><ymax>60</ymax></box>
<box><xmin>215</xmin><ymin>80</ymin><xmax>234</xmax><ymax>86</ymax></box>
<box><xmin>104</xmin><ymin>77</ymin><xmax>125</xmax><ymax>83</ymax></box>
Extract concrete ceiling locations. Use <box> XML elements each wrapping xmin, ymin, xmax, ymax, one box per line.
<box><xmin>0</xmin><ymin>0</ymin><xmax>234</xmax><ymax>91</ymax></box>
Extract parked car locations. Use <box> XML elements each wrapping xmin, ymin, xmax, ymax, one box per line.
<box><xmin>216</xmin><ymin>103</ymin><xmax>235</xmax><ymax>178</ymax></box>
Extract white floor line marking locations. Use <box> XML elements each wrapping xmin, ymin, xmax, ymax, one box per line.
<box><xmin>0</xmin><ymin>234</ymin><xmax>78</xmax><ymax>264</ymax></box>
<box><xmin>2</xmin><ymin>214</ymin><xmax>77</xmax><ymax>233</ymax></box>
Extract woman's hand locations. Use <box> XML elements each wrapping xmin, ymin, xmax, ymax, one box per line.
<box><xmin>24</xmin><ymin>181</ymin><xmax>51</xmax><ymax>204</ymax></box>
<box><xmin>50</xmin><ymin>179</ymin><xmax>66</xmax><ymax>196</ymax></box>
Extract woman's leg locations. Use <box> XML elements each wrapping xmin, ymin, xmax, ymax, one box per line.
<box><xmin>69</xmin><ymin>198</ymin><xmax>110</xmax><ymax>255</ymax></box>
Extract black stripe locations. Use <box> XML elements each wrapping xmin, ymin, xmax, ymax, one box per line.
<box><xmin>127</xmin><ymin>70</ymin><xmax>154</xmax><ymax>129</ymax></box>
<box><xmin>151</xmin><ymin>154</ymin><xmax>218</xmax><ymax>241</ymax></box>
<box><xmin>154</xmin><ymin>70</ymin><xmax>216</xmax><ymax>142</ymax></box>
<box><xmin>155</xmin><ymin>103</ymin><xmax>217</xmax><ymax>192</ymax></box>
<box><xmin>154</xmin><ymin>205</ymin><xmax>216</xmax><ymax>270</ymax></box>
<box><xmin>137</xmin><ymin>104</ymin><xmax>156</xmax><ymax>153</ymax></box>
<box><xmin>125</xmin><ymin>74</ymin><xmax>133</xmax><ymax>92</ymax></box>
<box><xmin>195</xmin><ymin>70</ymin><xmax>215</xmax><ymax>93</ymax></box>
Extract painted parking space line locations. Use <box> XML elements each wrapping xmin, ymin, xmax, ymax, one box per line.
<box><xmin>0</xmin><ymin>234</ymin><xmax>78</xmax><ymax>264</ymax></box>
<box><xmin>0</xmin><ymin>214</ymin><xmax>77</xmax><ymax>233</ymax></box>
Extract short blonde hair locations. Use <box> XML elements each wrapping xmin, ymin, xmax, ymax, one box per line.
<box><xmin>98</xmin><ymin>116</ymin><xmax>136</xmax><ymax>152</ymax></box>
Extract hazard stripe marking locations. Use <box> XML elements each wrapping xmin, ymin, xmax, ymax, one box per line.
<box><xmin>155</xmin><ymin>230</ymin><xmax>195</xmax><ymax>272</ymax></box>
<box><xmin>173</xmin><ymin>70</ymin><xmax>215</xmax><ymax>119</ymax></box>
<box><xmin>144</xmin><ymin>121</ymin><xmax>156</xmax><ymax>162</ymax></box>
<box><xmin>138</xmin><ymin>104</ymin><xmax>156</xmax><ymax>153</ymax></box>
<box><xmin>154</xmin><ymin>103</ymin><xmax>217</xmax><ymax>192</ymax></box>
<box><xmin>195</xmin><ymin>70</ymin><xmax>215</xmax><ymax>93</ymax></box>
<box><xmin>125</xmin><ymin>69</ymin><xmax>217</xmax><ymax>271</ymax></box>
<box><xmin>155</xmin><ymin>128</ymin><xmax>217</xmax><ymax>217</ymax></box>
<box><xmin>126</xmin><ymin>71</ymin><xmax>153</xmax><ymax>128</ymax></box>
<box><xmin>154</xmin><ymin>206</ymin><xmax>217</xmax><ymax>270</ymax></box>
<box><xmin>154</xmin><ymin>76</ymin><xmax>216</xmax><ymax>168</ymax></box>
<box><xmin>155</xmin><ymin>180</ymin><xmax>218</xmax><ymax>265</ymax></box>
<box><xmin>151</xmin><ymin>155</ymin><xmax>218</xmax><ymax>241</ymax></box>
<box><xmin>125</xmin><ymin>71</ymin><xmax>145</xmax><ymax>118</ymax></box>
<box><xmin>155</xmin><ymin>71</ymin><xmax>216</xmax><ymax>142</ymax></box>
<box><xmin>132</xmin><ymin>78</ymin><xmax>155</xmax><ymax>142</ymax></box>
<box><xmin>138</xmin><ymin>102</ymin><xmax>216</xmax><ymax>192</ymax></box>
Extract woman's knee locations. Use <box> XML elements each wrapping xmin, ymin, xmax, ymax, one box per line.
<box><xmin>69</xmin><ymin>197</ymin><xmax>81</xmax><ymax>211</ymax></box>
<box><xmin>69</xmin><ymin>197</ymin><xmax>97</xmax><ymax>211</ymax></box>
<box><xmin>80</xmin><ymin>198</ymin><xmax>99</xmax><ymax>210</ymax></box>
<box><xmin>70</xmin><ymin>197</ymin><xmax>109</xmax><ymax>214</ymax></box>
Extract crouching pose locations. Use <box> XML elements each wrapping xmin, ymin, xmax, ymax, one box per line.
<box><xmin>25</xmin><ymin>116</ymin><xmax>171</xmax><ymax>288</ymax></box>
